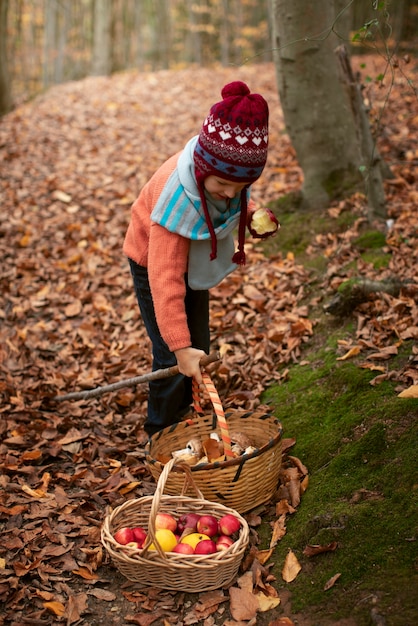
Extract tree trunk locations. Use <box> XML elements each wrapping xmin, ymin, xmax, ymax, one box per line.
<box><xmin>91</xmin><ymin>0</ymin><xmax>112</xmax><ymax>76</ymax></box>
<box><xmin>0</xmin><ymin>0</ymin><xmax>12</xmax><ymax>115</ymax></box>
<box><xmin>270</xmin><ymin>0</ymin><xmax>386</xmax><ymax>217</ymax></box>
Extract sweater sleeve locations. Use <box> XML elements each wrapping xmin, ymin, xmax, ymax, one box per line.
<box><xmin>123</xmin><ymin>151</ymin><xmax>192</xmax><ymax>353</ymax></box>
<box><xmin>147</xmin><ymin>222</ymin><xmax>191</xmax><ymax>352</ymax></box>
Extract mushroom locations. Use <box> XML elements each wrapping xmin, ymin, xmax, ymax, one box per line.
<box><xmin>171</xmin><ymin>437</ymin><xmax>203</xmax><ymax>465</ymax></box>
<box><xmin>230</xmin><ymin>431</ymin><xmax>253</xmax><ymax>456</ymax></box>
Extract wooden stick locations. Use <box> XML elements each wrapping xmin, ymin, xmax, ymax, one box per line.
<box><xmin>53</xmin><ymin>352</ymin><xmax>221</xmax><ymax>402</ymax></box>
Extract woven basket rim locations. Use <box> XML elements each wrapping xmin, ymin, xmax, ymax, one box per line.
<box><xmin>146</xmin><ymin>409</ymin><xmax>283</xmax><ymax>472</ymax></box>
<box><xmin>101</xmin><ymin>493</ymin><xmax>249</xmax><ymax>565</ymax></box>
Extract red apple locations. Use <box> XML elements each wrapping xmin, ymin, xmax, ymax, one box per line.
<box><xmin>194</xmin><ymin>539</ymin><xmax>217</xmax><ymax>555</ymax></box>
<box><xmin>248</xmin><ymin>208</ymin><xmax>279</xmax><ymax>239</ymax></box>
<box><xmin>197</xmin><ymin>514</ymin><xmax>219</xmax><ymax>537</ymax></box>
<box><xmin>218</xmin><ymin>514</ymin><xmax>241</xmax><ymax>536</ymax></box>
<box><xmin>216</xmin><ymin>535</ymin><xmax>235</xmax><ymax>551</ymax></box>
<box><xmin>177</xmin><ymin>512</ymin><xmax>201</xmax><ymax>534</ymax></box>
<box><xmin>113</xmin><ymin>527</ymin><xmax>134</xmax><ymax>545</ymax></box>
<box><xmin>172</xmin><ymin>542</ymin><xmax>195</xmax><ymax>555</ymax></box>
<box><xmin>132</xmin><ymin>526</ymin><xmax>147</xmax><ymax>547</ymax></box>
<box><xmin>155</xmin><ymin>513</ymin><xmax>177</xmax><ymax>533</ymax></box>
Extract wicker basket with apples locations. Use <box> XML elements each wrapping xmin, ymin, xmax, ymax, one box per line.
<box><xmin>101</xmin><ymin>458</ymin><xmax>249</xmax><ymax>592</ymax></box>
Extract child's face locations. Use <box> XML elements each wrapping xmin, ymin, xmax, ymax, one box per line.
<box><xmin>204</xmin><ymin>176</ymin><xmax>249</xmax><ymax>201</ymax></box>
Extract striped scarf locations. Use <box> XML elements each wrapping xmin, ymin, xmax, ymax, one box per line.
<box><xmin>150</xmin><ymin>136</ymin><xmax>242</xmax><ymax>241</ymax></box>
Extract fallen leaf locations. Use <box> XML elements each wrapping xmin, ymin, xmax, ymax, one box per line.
<box><xmin>43</xmin><ymin>601</ymin><xmax>65</xmax><ymax>616</ymax></box>
<box><xmin>282</xmin><ymin>549</ymin><xmax>301</xmax><ymax>582</ymax></box>
<box><xmin>87</xmin><ymin>589</ymin><xmax>117</xmax><ymax>601</ymax></box>
<box><xmin>324</xmin><ymin>572</ymin><xmax>341</xmax><ymax>590</ymax></box>
<box><xmin>229</xmin><ymin>586</ymin><xmax>260</xmax><ymax>621</ymax></box>
<box><xmin>270</xmin><ymin>514</ymin><xmax>287</xmax><ymax>547</ymax></box>
<box><xmin>303</xmin><ymin>542</ymin><xmax>338</xmax><ymax>557</ymax></box>
<box><xmin>337</xmin><ymin>345</ymin><xmax>361</xmax><ymax>360</ymax></box>
<box><xmin>256</xmin><ymin>591</ymin><xmax>281</xmax><ymax>611</ymax></box>
<box><xmin>398</xmin><ymin>384</ymin><xmax>418</xmax><ymax>398</ymax></box>
<box><xmin>254</xmin><ymin>548</ymin><xmax>274</xmax><ymax>565</ymax></box>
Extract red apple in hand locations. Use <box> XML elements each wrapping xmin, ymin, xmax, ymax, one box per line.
<box><xmin>177</xmin><ymin>512</ymin><xmax>201</xmax><ymax>534</ymax></box>
<box><xmin>194</xmin><ymin>539</ymin><xmax>217</xmax><ymax>555</ymax></box>
<box><xmin>218</xmin><ymin>514</ymin><xmax>241</xmax><ymax>536</ymax></box>
<box><xmin>197</xmin><ymin>515</ymin><xmax>219</xmax><ymax>537</ymax></box>
<box><xmin>113</xmin><ymin>527</ymin><xmax>134</xmax><ymax>545</ymax></box>
<box><xmin>155</xmin><ymin>513</ymin><xmax>177</xmax><ymax>533</ymax></box>
<box><xmin>248</xmin><ymin>208</ymin><xmax>279</xmax><ymax>239</ymax></box>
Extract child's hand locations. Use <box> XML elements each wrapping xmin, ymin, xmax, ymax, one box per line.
<box><xmin>174</xmin><ymin>347</ymin><xmax>207</xmax><ymax>384</ymax></box>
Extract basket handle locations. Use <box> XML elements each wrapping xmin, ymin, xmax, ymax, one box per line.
<box><xmin>141</xmin><ymin>458</ymin><xmax>205</xmax><ymax>558</ymax></box>
<box><xmin>193</xmin><ymin>372</ymin><xmax>234</xmax><ymax>459</ymax></box>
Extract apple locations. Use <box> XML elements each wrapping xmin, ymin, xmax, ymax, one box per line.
<box><xmin>179</xmin><ymin>533</ymin><xmax>210</xmax><ymax>550</ymax></box>
<box><xmin>155</xmin><ymin>512</ymin><xmax>177</xmax><ymax>533</ymax></box>
<box><xmin>132</xmin><ymin>526</ymin><xmax>147</xmax><ymax>547</ymax></box>
<box><xmin>248</xmin><ymin>207</ymin><xmax>279</xmax><ymax>239</ymax></box>
<box><xmin>177</xmin><ymin>512</ymin><xmax>201</xmax><ymax>534</ymax></box>
<box><xmin>113</xmin><ymin>527</ymin><xmax>134</xmax><ymax>545</ymax></box>
<box><xmin>218</xmin><ymin>514</ymin><xmax>241</xmax><ymax>536</ymax></box>
<box><xmin>216</xmin><ymin>535</ymin><xmax>235</xmax><ymax>551</ymax></box>
<box><xmin>172</xmin><ymin>542</ymin><xmax>195</xmax><ymax>555</ymax></box>
<box><xmin>194</xmin><ymin>539</ymin><xmax>217</xmax><ymax>555</ymax></box>
<box><xmin>197</xmin><ymin>514</ymin><xmax>219</xmax><ymax>537</ymax></box>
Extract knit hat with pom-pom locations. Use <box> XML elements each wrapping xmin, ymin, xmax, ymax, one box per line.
<box><xmin>193</xmin><ymin>81</ymin><xmax>269</xmax><ymax>264</ymax></box>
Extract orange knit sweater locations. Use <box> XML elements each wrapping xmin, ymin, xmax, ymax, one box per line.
<box><xmin>123</xmin><ymin>151</ymin><xmax>194</xmax><ymax>352</ymax></box>
<box><xmin>123</xmin><ymin>151</ymin><xmax>255</xmax><ymax>353</ymax></box>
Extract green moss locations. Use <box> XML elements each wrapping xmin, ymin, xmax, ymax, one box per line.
<box><xmin>354</xmin><ymin>230</ymin><xmax>387</xmax><ymax>249</ymax></box>
<box><xmin>260</xmin><ymin>326</ymin><xmax>418</xmax><ymax>624</ymax></box>
<box><xmin>323</xmin><ymin>165</ymin><xmax>364</xmax><ymax>198</ymax></box>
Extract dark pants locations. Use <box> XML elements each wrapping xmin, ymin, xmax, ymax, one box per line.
<box><xmin>128</xmin><ymin>259</ymin><xmax>210</xmax><ymax>436</ymax></box>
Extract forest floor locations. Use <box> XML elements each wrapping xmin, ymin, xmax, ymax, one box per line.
<box><xmin>0</xmin><ymin>57</ymin><xmax>417</xmax><ymax>626</ymax></box>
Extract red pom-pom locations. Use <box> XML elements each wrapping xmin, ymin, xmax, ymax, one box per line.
<box><xmin>221</xmin><ymin>81</ymin><xmax>250</xmax><ymax>99</ymax></box>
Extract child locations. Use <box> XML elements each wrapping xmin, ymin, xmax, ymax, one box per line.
<box><xmin>123</xmin><ymin>81</ymin><xmax>275</xmax><ymax>437</ymax></box>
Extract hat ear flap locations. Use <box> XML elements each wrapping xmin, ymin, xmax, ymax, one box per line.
<box><xmin>197</xmin><ymin>177</ymin><xmax>217</xmax><ymax>261</ymax></box>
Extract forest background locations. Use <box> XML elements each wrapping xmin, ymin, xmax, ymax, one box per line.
<box><xmin>0</xmin><ymin>0</ymin><xmax>417</xmax><ymax>109</ymax></box>
<box><xmin>0</xmin><ymin>1</ymin><xmax>417</xmax><ymax>625</ymax></box>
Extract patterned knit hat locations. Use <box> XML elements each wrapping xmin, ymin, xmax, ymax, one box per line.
<box><xmin>194</xmin><ymin>81</ymin><xmax>269</xmax><ymax>264</ymax></box>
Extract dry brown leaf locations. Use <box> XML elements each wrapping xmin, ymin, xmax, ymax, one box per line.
<box><xmin>324</xmin><ymin>572</ymin><xmax>341</xmax><ymax>590</ymax></box>
<box><xmin>337</xmin><ymin>345</ymin><xmax>361</xmax><ymax>360</ymax></box>
<box><xmin>66</xmin><ymin>593</ymin><xmax>89</xmax><ymax>624</ymax></box>
<box><xmin>270</xmin><ymin>514</ymin><xmax>287</xmax><ymax>547</ymax></box>
<box><xmin>303</xmin><ymin>542</ymin><xmax>338</xmax><ymax>557</ymax></box>
<box><xmin>288</xmin><ymin>455</ymin><xmax>309</xmax><ymax>476</ymax></box>
<box><xmin>256</xmin><ymin>591</ymin><xmax>281</xmax><ymax>612</ymax></box>
<box><xmin>255</xmin><ymin>548</ymin><xmax>274</xmax><ymax>565</ymax></box>
<box><xmin>276</xmin><ymin>499</ymin><xmax>296</xmax><ymax>515</ymax></box>
<box><xmin>288</xmin><ymin>478</ymin><xmax>301</xmax><ymax>508</ymax></box>
<box><xmin>398</xmin><ymin>384</ymin><xmax>418</xmax><ymax>398</ymax></box>
<box><xmin>43</xmin><ymin>601</ymin><xmax>65</xmax><ymax>616</ymax></box>
<box><xmin>65</xmin><ymin>300</ymin><xmax>83</xmax><ymax>318</ymax></box>
<box><xmin>269</xmin><ymin>618</ymin><xmax>296</xmax><ymax>626</ymax></box>
<box><xmin>229</xmin><ymin>586</ymin><xmax>260</xmax><ymax>621</ymax></box>
<box><xmin>237</xmin><ymin>570</ymin><xmax>254</xmax><ymax>593</ymax></box>
<box><xmin>282</xmin><ymin>549</ymin><xmax>302</xmax><ymax>582</ymax></box>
